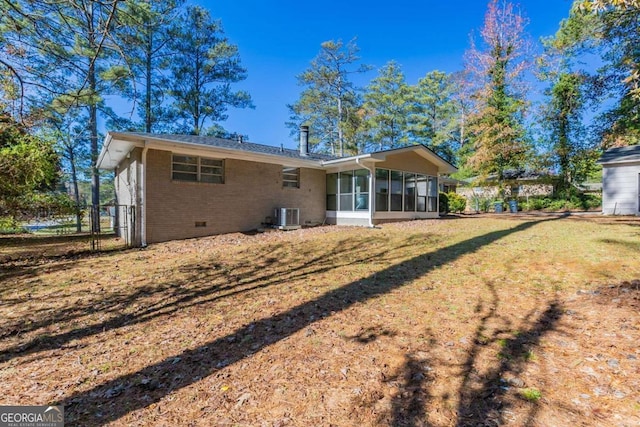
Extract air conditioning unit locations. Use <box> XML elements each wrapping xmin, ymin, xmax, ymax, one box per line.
<box><xmin>274</xmin><ymin>208</ymin><xmax>301</xmax><ymax>230</ymax></box>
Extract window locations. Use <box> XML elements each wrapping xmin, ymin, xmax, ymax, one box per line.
<box><xmin>428</xmin><ymin>177</ymin><xmax>438</xmax><ymax>212</ymax></box>
<box><xmin>172</xmin><ymin>155</ymin><xmax>224</xmax><ymax>183</ymax></box>
<box><xmin>326</xmin><ymin>169</ymin><xmax>370</xmax><ymax>211</ymax></box>
<box><xmin>375</xmin><ymin>169</ymin><xmax>389</xmax><ymax>211</ymax></box>
<box><xmin>326</xmin><ymin>173</ymin><xmax>337</xmax><ymax>210</ymax></box>
<box><xmin>283</xmin><ymin>167</ymin><xmax>300</xmax><ymax>188</ymax></box>
<box><xmin>404</xmin><ymin>173</ymin><xmax>416</xmax><ymax>212</ymax></box>
<box><xmin>390</xmin><ymin>171</ymin><xmax>403</xmax><ymax>211</ymax></box>
<box><xmin>200</xmin><ymin>158</ymin><xmax>224</xmax><ymax>183</ymax></box>
<box><xmin>339</xmin><ymin>171</ymin><xmax>354</xmax><ymax>211</ymax></box>
<box><xmin>416</xmin><ymin>175</ymin><xmax>427</xmax><ymax>212</ymax></box>
<box><xmin>172</xmin><ymin>155</ymin><xmax>198</xmax><ymax>182</ymax></box>
<box><xmin>354</xmin><ymin>169</ymin><xmax>369</xmax><ymax>210</ymax></box>
<box><xmin>374</xmin><ymin>169</ymin><xmax>435</xmax><ymax>213</ymax></box>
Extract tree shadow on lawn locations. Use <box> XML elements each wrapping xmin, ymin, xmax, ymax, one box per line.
<box><xmin>0</xmin><ymin>245</ymin><xmax>124</xmax><ymax>289</ymax></box>
<box><xmin>387</xmin><ymin>336</ymin><xmax>436</xmax><ymax>427</ymax></box>
<box><xmin>0</xmin><ymin>233</ymin><xmax>125</xmax><ymax>264</ymax></box>
<box><xmin>47</xmin><ymin>216</ymin><xmax>567</xmax><ymax>426</ymax></box>
<box><xmin>454</xmin><ymin>283</ymin><xmax>563</xmax><ymax>427</ymax></box>
<box><xmin>598</xmin><ymin>238</ymin><xmax>640</xmax><ymax>252</ymax></box>
<box><xmin>0</xmin><ymin>233</ymin><xmax>417</xmax><ymax>359</ymax></box>
<box><xmin>367</xmin><ymin>282</ymin><xmax>563</xmax><ymax>427</ymax></box>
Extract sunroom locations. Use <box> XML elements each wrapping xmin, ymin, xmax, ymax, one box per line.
<box><xmin>322</xmin><ymin>145</ymin><xmax>458</xmax><ymax>226</ymax></box>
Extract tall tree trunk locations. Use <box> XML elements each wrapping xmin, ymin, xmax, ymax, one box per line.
<box><xmin>88</xmin><ymin>4</ymin><xmax>100</xmax><ymax>232</ymax></box>
<box><xmin>337</xmin><ymin>77</ymin><xmax>344</xmax><ymax>156</ymax></box>
<box><xmin>67</xmin><ymin>145</ymin><xmax>82</xmax><ymax>232</ymax></box>
<box><xmin>337</xmin><ymin>97</ymin><xmax>343</xmax><ymax>156</ymax></box>
<box><xmin>460</xmin><ymin>108</ymin><xmax>465</xmax><ymax>148</ymax></box>
<box><xmin>145</xmin><ymin>21</ymin><xmax>153</xmax><ymax>133</ymax></box>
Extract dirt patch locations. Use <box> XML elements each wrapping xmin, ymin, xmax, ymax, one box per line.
<box><xmin>0</xmin><ymin>216</ymin><xmax>639</xmax><ymax>426</ymax></box>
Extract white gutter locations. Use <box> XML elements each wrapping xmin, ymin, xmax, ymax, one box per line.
<box><xmin>598</xmin><ymin>159</ymin><xmax>640</xmax><ymax>166</ymax></box>
<box><xmin>140</xmin><ymin>143</ymin><xmax>148</xmax><ymax>247</ymax></box>
<box><xmin>96</xmin><ymin>133</ymin><xmax>113</xmax><ymax>169</ymax></box>
<box><xmin>356</xmin><ymin>157</ymin><xmax>375</xmax><ymax>228</ymax></box>
<box><xmin>322</xmin><ymin>153</ymin><xmax>373</xmax><ymax>166</ymax></box>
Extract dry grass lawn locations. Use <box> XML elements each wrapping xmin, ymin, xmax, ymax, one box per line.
<box><xmin>0</xmin><ymin>215</ymin><xmax>639</xmax><ymax>426</ymax></box>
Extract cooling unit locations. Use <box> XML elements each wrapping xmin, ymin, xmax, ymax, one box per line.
<box><xmin>274</xmin><ymin>208</ymin><xmax>301</xmax><ymax>230</ymax></box>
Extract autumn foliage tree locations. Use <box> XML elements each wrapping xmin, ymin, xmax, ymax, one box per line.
<box><xmin>464</xmin><ymin>0</ymin><xmax>531</xmax><ymax>186</ymax></box>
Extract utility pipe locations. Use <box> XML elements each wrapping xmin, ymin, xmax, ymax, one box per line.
<box><xmin>140</xmin><ymin>143</ymin><xmax>148</xmax><ymax>247</ymax></box>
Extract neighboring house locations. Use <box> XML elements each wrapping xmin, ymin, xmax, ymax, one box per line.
<box><xmin>599</xmin><ymin>145</ymin><xmax>640</xmax><ymax>215</ymax></box>
<box><xmin>97</xmin><ymin>129</ymin><xmax>457</xmax><ymax>246</ymax></box>
<box><xmin>456</xmin><ymin>169</ymin><xmax>555</xmax><ymax>211</ymax></box>
<box><xmin>439</xmin><ymin>177</ymin><xmax>464</xmax><ymax>193</ymax></box>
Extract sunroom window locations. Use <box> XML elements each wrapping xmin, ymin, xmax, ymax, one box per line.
<box><xmin>354</xmin><ymin>169</ymin><xmax>369</xmax><ymax>210</ymax></box>
<box><xmin>339</xmin><ymin>171</ymin><xmax>354</xmax><ymax>211</ymax></box>
<box><xmin>375</xmin><ymin>169</ymin><xmax>389</xmax><ymax>211</ymax></box>
<box><xmin>390</xmin><ymin>171</ymin><xmax>403</xmax><ymax>211</ymax></box>
<box><xmin>326</xmin><ymin>170</ymin><xmax>370</xmax><ymax>211</ymax></box>
<box><xmin>428</xmin><ymin>177</ymin><xmax>438</xmax><ymax>212</ymax></box>
<box><xmin>404</xmin><ymin>173</ymin><xmax>416</xmax><ymax>211</ymax></box>
<box><xmin>373</xmin><ymin>168</ymin><xmax>437</xmax><ymax>213</ymax></box>
<box><xmin>326</xmin><ymin>173</ymin><xmax>338</xmax><ymax>210</ymax></box>
<box><xmin>417</xmin><ymin>175</ymin><xmax>428</xmax><ymax>212</ymax></box>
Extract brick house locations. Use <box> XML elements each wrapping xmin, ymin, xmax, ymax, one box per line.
<box><xmin>96</xmin><ymin>129</ymin><xmax>457</xmax><ymax>246</ymax></box>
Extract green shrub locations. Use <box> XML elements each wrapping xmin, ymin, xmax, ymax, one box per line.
<box><xmin>548</xmin><ymin>199</ymin><xmax>569</xmax><ymax>211</ymax></box>
<box><xmin>468</xmin><ymin>195</ymin><xmax>493</xmax><ymax>212</ymax></box>
<box><xmin>518</xmin><ymin>192</ymin><xmax>602</xmax><ymax>212</ymax></box>
<box><xmin>568</xmin><ymin>193</ymin><xmax>602</xmax><ymax>210</ymax></box>
<box><xmin>479</xmin><ymin>197</ymin><xmax>492</xmax><ymax>212</ymax></box>
<box><xmin>0</xmin><ymin>217</ymin><xmax>23</xmax><ymax>234</ymax></box>
<box><xmin>520</xmin><ymin>198</ymin><xmax>547</xmax><ymax>211</ymax></box>
<box><xmin>448</xmin><ymin>193</ymin><xmax>467</xmax><ymax>213</ymax></box>
<box><xmin>439</xmin><ymin>192</ymin><xmax>449</xmax><ymax>214</ymax></box>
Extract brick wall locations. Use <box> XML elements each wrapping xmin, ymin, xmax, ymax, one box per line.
<box><xmin>144</xmin><ymin>149</ymin><xmax>326</xmax><ymax>243</ymax></box>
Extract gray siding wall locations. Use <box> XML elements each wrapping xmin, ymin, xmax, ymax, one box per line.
<box><xmin>602</xmin><ymin>162</ymin><xmax>640</xmax><ymax>215</ymax></box>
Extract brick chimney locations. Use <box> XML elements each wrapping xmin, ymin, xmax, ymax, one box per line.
<box><xmin>299</xmin><ymin>125</ymin><xmax>309</xmax><ymax>157</ymax></box>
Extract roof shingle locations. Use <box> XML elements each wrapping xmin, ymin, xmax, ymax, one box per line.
<box><xmin>599</xmin><ymin>145</ymin><xmax>640</xmax><ymax>164</ymax></box>
<box><xmin>124</xmin><ymin>132</ymin><xmax>338</xmax><ymax>162</ymax></box>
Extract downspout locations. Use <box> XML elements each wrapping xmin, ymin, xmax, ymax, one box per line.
<box><xmin>140</xmin><ymin>143</ymin><xmax>148</xmax><ymax>247</ymax></box>
<box><xmin>437</xmin><ymin>173</ymin><xmax>441</xmax><ymax>217</ymax></box>
<box><xmin>356</xmin><ymin>158</ymin><xmax>375</xmax><ymax>228</ymax></box>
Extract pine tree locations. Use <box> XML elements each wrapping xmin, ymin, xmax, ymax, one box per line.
<box><xmin>287</xmin><ymin>39</ymin><xmax>371</xmax><ymax>155</ymax></box>
<box><xmin>115</xmin><ymin>0</ymin><xmax>183</xmax><ymax>133</ymax></box>
<box><xmin>409</xmin><ymin>70</ymin><xmax>459</xmax><ymax>162</ymax></box>
<box><xmin>168</xmin><ymin>5</ymin><xmax>252</xmax><ymax>135</ymax></box>
<box><xmin>363</xmin><ymin>61</ymin><xmax>413</xmax><ymax>151</ymax></box>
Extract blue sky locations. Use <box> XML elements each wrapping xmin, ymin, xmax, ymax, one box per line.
<box><xmin>192</xmin><ymin>0</ymin><xmax>575</xmax><ymax>148</ymax></box>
